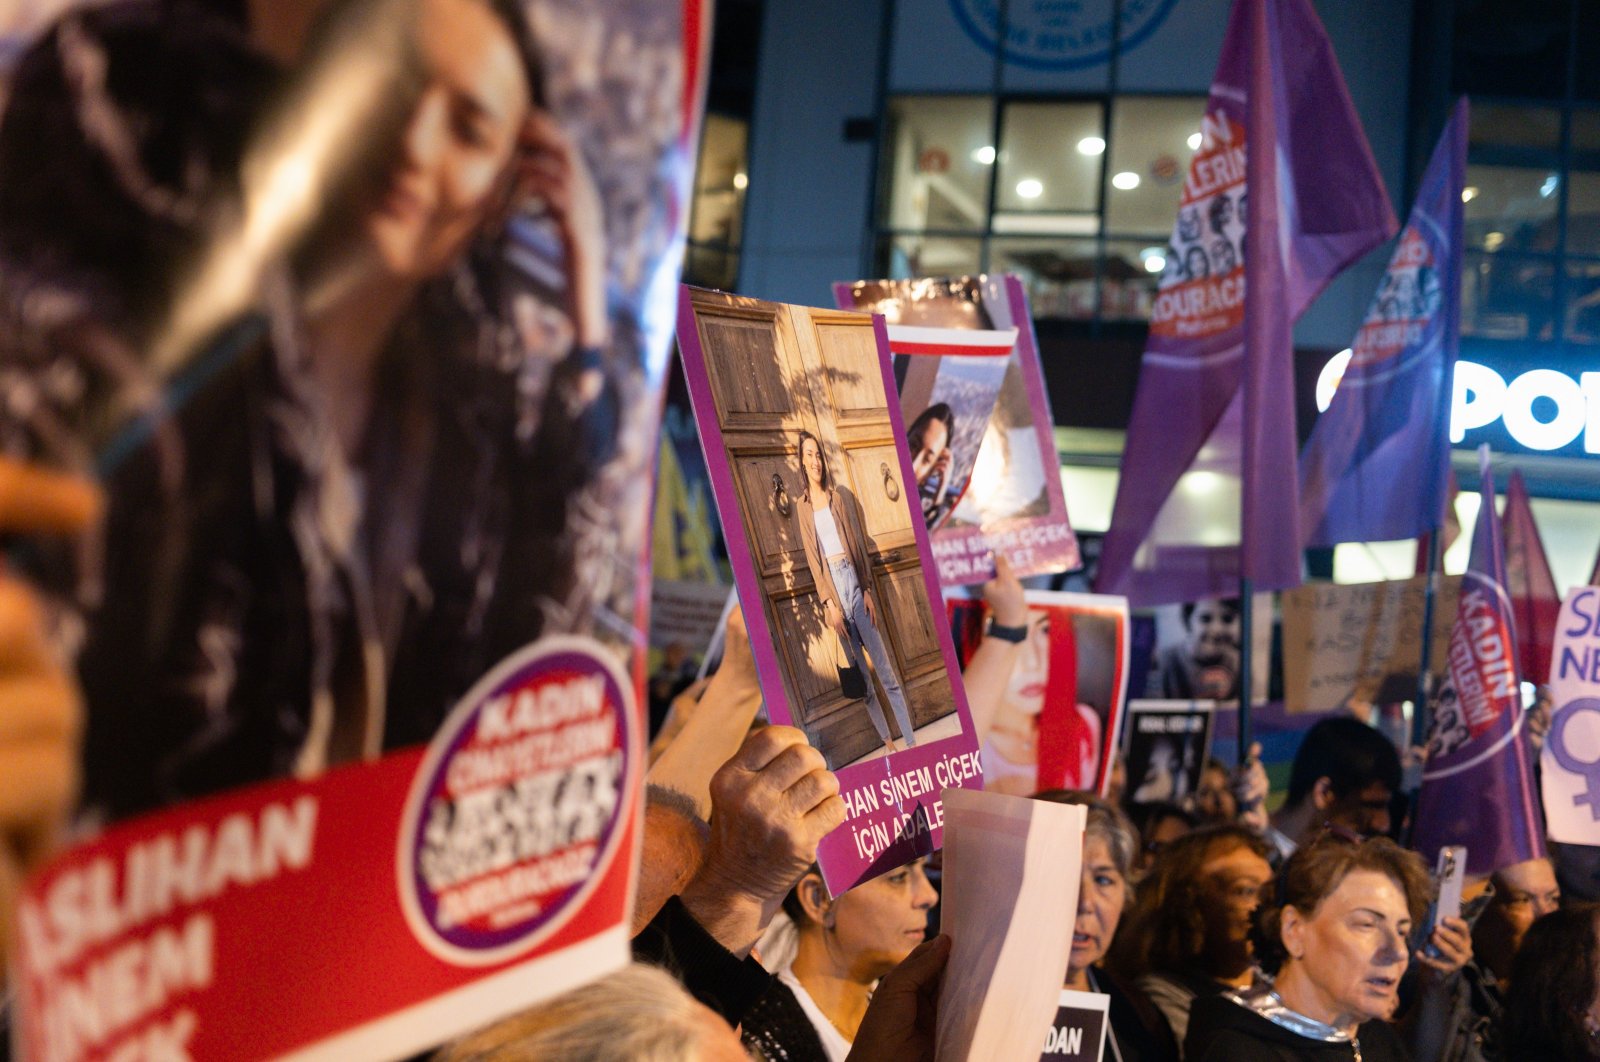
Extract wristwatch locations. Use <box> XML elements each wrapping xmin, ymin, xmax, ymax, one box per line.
<box><xmin>987</xmin><ymin>621</ymin><xmax>1028</xmax><ymax>643</ymax></box>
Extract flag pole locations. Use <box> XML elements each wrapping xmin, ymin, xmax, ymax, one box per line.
<box><xmin>1238</xmin><ymin>576</ymin><xmax>1253</xmax><ymax>764</ymax></box>
<box><xmin>1411</xmin><ymin>100</ymin><xmax>1468</xmax><ymax>756</ymax></box>
<box><xmin>1411</xmin><ymin>524</ymin><xmax>1443</xmax><ymax>750</ymax></box>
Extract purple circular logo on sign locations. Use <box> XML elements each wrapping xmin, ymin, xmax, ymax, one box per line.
<box><xmin>397</xmin><ymin>637</ymin><xmax>637</xmax><ymax>966</ymax></box>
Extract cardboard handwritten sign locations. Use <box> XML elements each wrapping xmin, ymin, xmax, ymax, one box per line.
<box><xmin>1281</xmin><ymin>575</ymin><xmax>1460</xmax><ymax>714</ymax></box>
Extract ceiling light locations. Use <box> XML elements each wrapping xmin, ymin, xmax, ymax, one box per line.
<box><xmin>972</xmin><ymin>145</ymin><xmax>996</xmax><ymax>165</ymax></box>
<box><xmin>1461</xmin><ymin>186</ymin><xmax>1478</xmax><ymax>203</ymax></box>
<box><xmin>1077</xmin><ymin>136</ymin><xmax>1106</xmax><ymax>156</ymax></box>
<box><xmin>1187</xmin><ymin>132</ymin><xmax>1202</xmax><ymax>150</ymax></box>
<box><xmin>732</xmin><ymin>172</ymin><xmax>748</xmax><ymax>190</ymax></box>
<box><xmin>1111</xmin><ymin>171</ymin><xmax>1141</xmax><ymax>190</ymax></box>
<box><xmin>1016</xmin><ymin>178</ymin><xmax>1044</xmax><ymax>199</ymax></box>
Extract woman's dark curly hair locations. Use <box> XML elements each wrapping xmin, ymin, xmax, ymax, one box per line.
<box><xmin>1503</xmin><ymin>902</ymin><xmax>1600</xmax><ymax>1061</ymax></box>
<box><xmin>1107</xmin><ymin>824</ymin><xmax>1271</xmax><ymax>980</ymax></box>
<box><xmin>1250</xmin><ymin>834</ymin><xmax>1431</xmax><ymax>976</ymax></box>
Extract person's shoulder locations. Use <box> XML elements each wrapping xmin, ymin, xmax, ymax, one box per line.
<box><xmin>1136</xmin><ymin>970</ymin><xmax>1194</xmax><ymax>1009</ymax></box>
<box><xmin>1355</xmin><ymin>1017</ymin><xmax>1409</xmax><ymax>1060</ymax></box>
<box><xmin>740</xmin><ymin>980</ymin><xmax>830</xmax><ymax>1061</ymax></box>
<box><xmin>1184</xmin><ymin>993</ymin><xmax>1279</xmax><ymax>1059</ymax></box>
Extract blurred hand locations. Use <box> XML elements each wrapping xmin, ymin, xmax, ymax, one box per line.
<box><xmin>646</xmin><ymin>604</ymin><xmax>765</xmax><ymax>813</ymax></box>
<box><xmin>980</xmin><ymin>553</ymin><xmax>1026</xmax><ymax>628</ymax></box>
<box><xmin>1231</xmin><ymin>741</ymin><xmax>1269</xmax><ymax>833</ymax></box>
<box><xmin>863</xmin><ymin>589</ymin><xmax>878</xmax><ymax>629</ymax></box>
<box><xmin>1414</xmin><ymin>915</ymin><xmax>1472</xmax><ymax>981</ymax></box>
<box><xmin>679</xmin><ymin>726</ymin><xmax>844</xmax><ymax>956</ymax></box>
<box><xmin>719</xmin><ymin>604</ymin><xmax>757</xmax><ymax>693</ymax></box>
<box><xmin>0</xmin><ymin>458</ymin><xmax>101</xmax><ymax>971</ymax></box>
<box><xmin>516</xmin><ymin>109</ymin><xmax>608</xmax><ymax>349</ymax></box>
<box><xmin>824</xmin><ymin>598</ymin><xmax>847</xmax><ymax>636</ymax></box>
<box><xmin>846</xmin><ymin>934</ymin><xmax>950</xmax><ymax>1062</ymax></box>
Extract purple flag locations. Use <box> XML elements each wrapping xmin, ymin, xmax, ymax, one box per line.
<box><xmin>1096</xmin><ymin>0</ymin><xmax>1396</xmax><ymax>607</ymax></box>
<box><xmin>1300</xmin><ymin>101</ymin><xmax>1467</xmax><ymax>547</ymax></box>
<box><xmin>1413</xmin><ymin>448</ymin><xmax>1546</xmax><ymax>877</ymax></box>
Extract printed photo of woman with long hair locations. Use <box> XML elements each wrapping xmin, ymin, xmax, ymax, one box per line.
<box><xmin>949</xmin><ymin>591</ymin><xmax>1128</xmax><ymax>796</ymax></box>
<box><xmin>0</xmin><ymin>0</ymin><xmax>684</xmax><ymax>822</ymax></box>
<box><xmin>793</xmin><ymin>429</ymin><xmax>918</xmax><ymax>757</ymax></box>
<box><xmin>908</xmin><ymin>402</ymin><xmax>956</xmax><ymax>528</ymax></box>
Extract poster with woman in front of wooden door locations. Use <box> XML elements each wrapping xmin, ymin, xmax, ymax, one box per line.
<box><xmin>676</xmin><ymin>287</ymin><xmax>982</xmax><ymax>892</ymax></box>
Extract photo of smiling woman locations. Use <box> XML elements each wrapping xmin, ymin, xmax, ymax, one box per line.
<box><xmin>794</xmin><ymin>430</ymin><xmax>919</xmax><ymax>757</ymax></box>
<box><xmin>9</xmin><ymin>0</ymin><xmax>670</xmax><ymax>820</ymax></box>
<box><xmin>907</xmin><ymin>403</ymin><xmax>956</xmax><ymax>528</ymax></box>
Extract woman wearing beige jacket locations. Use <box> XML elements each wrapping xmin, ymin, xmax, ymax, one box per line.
<box><xmin>793</xmin><ymin>430</ymin><xmax>916</xmax><ymax>754</ymax></box>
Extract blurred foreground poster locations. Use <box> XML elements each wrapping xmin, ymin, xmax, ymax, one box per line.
<box><xmin>676</xmin><ymin>288</ymin><xmax>982</xmax><ymax>894</ymax></box>
<box><xmin>4</xmin><ymin>0</ymin><xmax>708</xmax><ymax>1055</ymax></box>
<box><xmin>836</xmin><ymin>275</ymin><xmax>1080</xmax><ymax>585</ymax></box>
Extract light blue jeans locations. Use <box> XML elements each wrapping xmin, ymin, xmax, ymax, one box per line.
<box><xmin>830</xmin><ymin>556</ymin><xmax>916</xmax><ymax>747</ymax></box>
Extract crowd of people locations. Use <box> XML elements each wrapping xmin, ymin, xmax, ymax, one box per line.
<box><xmin>2</xmin><ymin>472</ymin><xmax>1596</xmax><ymax>1057</ymax></box>
<box><xmin>465</xmin><ymin>556</ymin><xmax>1593</xmax><ymax>1060</ymax></box>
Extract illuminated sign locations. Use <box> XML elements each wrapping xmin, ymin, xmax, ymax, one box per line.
<box><xmin>1316</xmin><ymin>352</ymin><xmax>1600</xmax><ymax>456</ymax></box>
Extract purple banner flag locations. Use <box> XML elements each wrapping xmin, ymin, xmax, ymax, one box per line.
<box><xmin>1300</xmin><ymin>101</ymin><xmax>1467</xmax><ymax>548</ymax></box>
<box><xmin>1413</xmin><ymin>449</ymin><xmax>1545</xmax><ymax>877</ymax></box>
<box><xmin>1096</xmin><ymin>0</ymin><xmax>1396</xmax><ymax>607</ymax></box>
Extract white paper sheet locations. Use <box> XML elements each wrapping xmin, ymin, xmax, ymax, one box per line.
<box><xmin>935</xmin><ymin>788</ymin><xmax>1086</xmax><ymax>1061</ymax></box>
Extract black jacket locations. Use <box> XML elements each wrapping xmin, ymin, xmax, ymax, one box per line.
<box><xmin>1185</xmin><ymin>993</ymin><xmax>1410</xmax><ymax>1062</ymax></box>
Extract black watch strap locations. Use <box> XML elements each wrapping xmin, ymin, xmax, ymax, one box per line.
<box><xmin>987</xmin><ymin>621</ymin><xmax>1028</xmax><ymax>643</ymax></box>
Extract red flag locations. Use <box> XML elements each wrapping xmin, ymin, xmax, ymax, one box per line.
<box><xmin>1502</xmin><ymin>470</ymin><xmax>1560</xmax><ymax>685</ymax></box>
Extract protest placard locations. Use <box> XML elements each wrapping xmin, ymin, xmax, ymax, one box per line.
<box><xmin>837</xmin><ymin>276</ymin><xmax>1080</xmax><ymax>585</ymax></box>
<box><xmin>675</xmin><ymin>289</ymin><xmax>983</xmax><ymax>892</ymax></box>
<box><xmin>1124</xmin><ymin>700</ymin><xmax>1216</xmax><ymax>807</ymax></box>
<box><xmin>1543</xmin><ymin>586</ymin><xmax>1600</xmax><ymax>845</ymax></box>
<box><xmin>949</xmin><ymin>591</ymin><xmax>1130</xmax><ymax>797</ymax></box>
<box><xmin>936</xmin><ymin>789</ymin><xmax>1085</xmax><ymax>1062</ymax></box>
<box><xmin>4</xmin><ymin>0</ymin><xmax>706</xmax><ymax>1052</ymax></box>
<box><xmin>1039</xmin><ymin>989</ymin><xmax>1111</xmax><ymax>1061</ymax></box>
<box><xmin>1281</xmin><ymin>576</ymin><xmax>1460</xmax><ymax>714</ymax></box>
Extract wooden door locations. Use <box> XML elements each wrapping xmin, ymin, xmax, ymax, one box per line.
<box><xmin>686</xmin><ymin>289</ymin><xmax>954</xmax><ymax>767</ymax></box>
